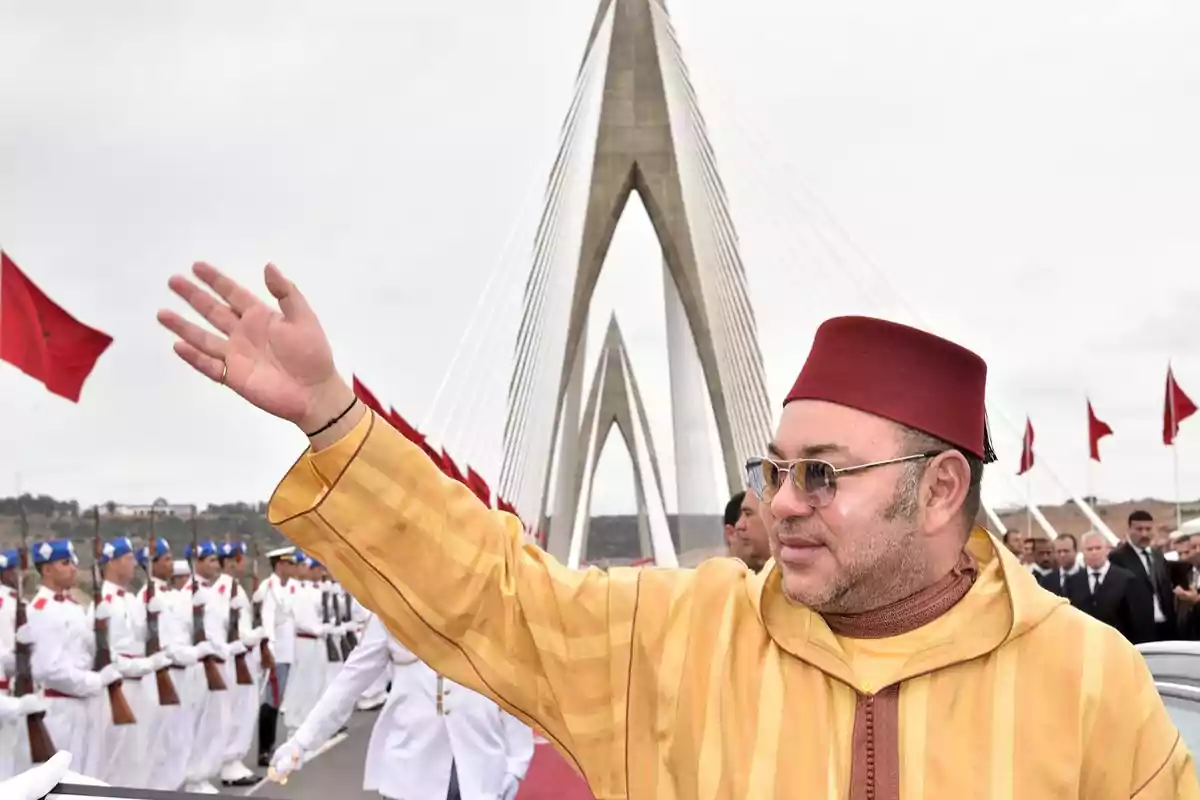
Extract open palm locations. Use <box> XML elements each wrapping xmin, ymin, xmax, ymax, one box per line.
<box><xmin>158</xmin><ymin>262</ymin><xmax>339</xmax><ymax>427</ymax></box>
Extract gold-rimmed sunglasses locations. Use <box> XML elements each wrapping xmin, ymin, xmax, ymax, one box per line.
<box><xmin>745</xmin><ymin>450</ymin><xmax>944</xmax><ymax>508</ymax></box>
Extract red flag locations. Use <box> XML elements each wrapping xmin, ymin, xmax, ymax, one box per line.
<box><xmin>497</xmin><ymin>496</ymin><xmax>518</xmax><ymax>517</ymax></box>
<box><xmin>351</xmin><ymin>375</ymin><xmax>386</xmax><ymax>415</ymax></box>
<box><xmin>1164</xmin><ymin>366</ymin><xmax>1198</xmax><ymax>445</ymax></box>
<box><xmin>465</xmin><ymin>467</ymin><xmax>491</xmax><ymax>506</ymax></box>
<box><xmin>1087</xmin><ymin>400</ymin><xmax>1113</xmax><ymax>462</ymax></box>
<box><xmin>1017</xmin><ymin>417</ymin><xmax>1035</xmax><ymax>475</ymax></box>
<box><xmin>386</xmin><ymin>407</ymin><xmax>420</xmax><ymax>442</ymax></box>
<box><xmin>440</xmin><ymin>449</ymin><xmax>466</xmax><ymax>485</ymax></box>
<box><xmin>0</xmin><ymin>252</ymin><xmax>112</xmax><ymax>402</ymax></box>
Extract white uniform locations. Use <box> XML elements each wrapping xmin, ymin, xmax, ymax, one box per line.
<box><xmin>289</xmin><ymin>614</ymin><xmax>534</xmax><ymax>800</ymax></box>
<box><xmin>213</xmin><ymin>573</ymin><xmax>266</xmax><ymax>784</ymax></box>
<box><xmin>0</xmin><ymin>582</ymin><xmax>21</xmax><ymax>780</ymax></box>
<box><xmin>281</xmin><ymin>580</ymin><xmax>327</xmax><ymax>733</ymax></box>
<box><xmin>184</xmin><ymin>578</ymin><xmax>232</xmax><ymax>787</ymax></box>
<box><xmin>138</xmin><ymin>578</ymin><xmax>195</xmax><ymax>791</ymax></box>
<box><xmin>25</xmin><ymin>585</ymin><xmax>113</xmax><ymax>780</ymax></box>
<box><xmin>97</xmin><ymin>580</ymin><xmax>161</xmax><ymax>787</ymax></box>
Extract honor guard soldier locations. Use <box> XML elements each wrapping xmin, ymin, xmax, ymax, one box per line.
<box><xmin>136</xmin><ymin>538</ymin><xmax>192</xmax><ymax>791</ymax></box>
<box><xmin>182</xmin><ymin>538</ymin><xmax>229</xmax><ymax>793</ymax></box>
<box><xmin>255</xmin><ymin>546</ymin><xmax>297</xmax><ymax>767</ymax></box>
<box><xmin>26</xmin><ymin>540</ymin><xmax>121</xmax><ymax>780</ymax></box>
<box><xmin>214</xmin><ymin>539</ymin><xmax>267</xmax><ymax>787</ymax></box>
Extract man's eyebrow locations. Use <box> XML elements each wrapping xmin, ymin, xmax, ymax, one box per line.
<box><xmin>765</xmin><ymin>442</ymin><xmax>848</xmax><ymax>460</ymax></box>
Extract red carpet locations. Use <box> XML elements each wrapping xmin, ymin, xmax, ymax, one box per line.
<box><xmin>518</xmin><ymin>742</ymin><xmax>595</xmax><ymax>799</ymax></box>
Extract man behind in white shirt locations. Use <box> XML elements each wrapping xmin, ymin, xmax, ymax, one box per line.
<box><xmin>270</xmin><ymin>613</ymin><xmax>534</xmax><ymax>800</ymax></box>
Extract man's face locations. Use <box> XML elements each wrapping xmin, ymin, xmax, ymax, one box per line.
<box><xmin>762</xmin><ymin>400</ymin><xmax>928</xmax><ymax>613</ymax></box>
<box><xmin>195</xmin><ymin>555</ymin><xmax>220</xmax><ymax>582</ymax></box>
<box><xmin>225</xmin><ymin>553</ymin><xmax>246</xmax><ymax>576</ymax></box>
<box><xmin>151</xmin><ymin>554</ymin><xmax>173</xmax><ymax>581</ymax></box>
<box><xmin>733</xmin><ymin>492</ymin><xmax>771</xmax><ymax>572</ymax></box>
<box><xmin>1033</xmin><ymin>539</ymin><xmax>1054</xmax><ymax>570</ymax></box>
<box><xmin>42</xmin><ymin>559</ymin><xmax>78</xmax><ymax>589</ymax></box>
<box><xmin>1054</xmin><ymin>538</ymin><xmax>1077</xmax><ymax>569</ymax></box>
<box><xmin>1082</xmin><ymin>536</ymin><xmax>1109</xmax><ymax>570</ymax></box>
<box><xmin>1003</xmin><ymin>532</ymin><xmax>1024</xmax><ymax>556</ymax></box>
<box><xmin>107</xmin><ymin>552</ymin><xmax>135</xmax><ymax>585</ymax></box>
<box><xmin>1021</xmin><ymin>539</ymin><xmax>1036</xmax><ymax>563</ymax></box>
<box><xmin>1129</xmin><ymin>518</ymin><xmax>1155</xmax><ymax>548</ymax></box>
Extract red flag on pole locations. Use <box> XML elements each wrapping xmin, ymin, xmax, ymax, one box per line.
<box><xmin>1164</xmin><ymin>366</ymin><xmax>1198</xmax><ymax>445</ymax></box>
<box><xmin>465</xmin><ymin>467</ymin><xmax>491</xmax><ymax>506</ymax></box>
<box><xmin>1017</xmin><ymin>417</ymin><xmax>1035</xmax><ymax>475</ymax></box>
<box><xmin>440</xmin><ymin>449</ymin><xmax>466</xmax><ymax>485</ymax></box>
<box><xmin>0</xmin><ymin>251</ymin><xmax>112</xmax><ymax>402</ymax></box>
<box><xmin>1087</xmin><ymin>400</ymin><xmax>1113</xmax><ymax>462</ymax></box>
<box><xmin>351</xmin><ymin>375</ymin><xmax>386</xmax><ymax>415</ymax></box>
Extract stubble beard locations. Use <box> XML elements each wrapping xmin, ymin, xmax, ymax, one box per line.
<box><xmin>784</xmin><ymin>467</ymin><xmax>927</xmax><ymax>615</ymax></box>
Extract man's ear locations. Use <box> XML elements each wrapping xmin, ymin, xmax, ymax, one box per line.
<box><xmin>922</xmin><ymin>451</ymin><xmax>971</xmax><ymax>530</ymax></box>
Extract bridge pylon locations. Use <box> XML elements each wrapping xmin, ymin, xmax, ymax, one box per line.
<box><xmin>498</xmin><ymin>0</ymin><xmax>771</xmax><ymax>564</ymax></box>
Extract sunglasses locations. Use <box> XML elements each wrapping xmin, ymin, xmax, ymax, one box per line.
<box><xmin>744</xmin><ymin>450</ymin><xmax>944</xmax><ymax>508</ymax></box>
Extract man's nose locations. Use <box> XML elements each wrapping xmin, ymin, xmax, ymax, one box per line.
<box><xmin>769</xmin><ymin>479</ymin><xmax>816</xmax><ymax>520</ymax></box>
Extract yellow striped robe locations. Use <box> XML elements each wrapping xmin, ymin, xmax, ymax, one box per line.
<box><xmin>269</xmin><ymin>411</ymin><xmax>1198</xmax><ymax>799</ymax></box>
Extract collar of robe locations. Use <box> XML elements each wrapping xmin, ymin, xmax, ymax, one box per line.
<box><xmin>820</xmin><ymin>549</ymin><xmax>978</xmax><ymax>638</ymax></box>
<box><xmin>748</xmin><ymin>527</ymin><xmax>1066</xmax><ymax>694</ymax></box>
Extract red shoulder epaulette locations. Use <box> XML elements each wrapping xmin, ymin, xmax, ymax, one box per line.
<box><xmin>218</xmin><ymin>583</ymin><xmax>227</xmax><ymax>594</ymax></box>
<box><xmin>32</xmin><ymin>597</ymin><xmax>47</xmax><ymax>610</ymax></box>
<box><xmin>104</xmin><ymin>593</ymin><xmax>112</xmax><ymax>604</ymax></box>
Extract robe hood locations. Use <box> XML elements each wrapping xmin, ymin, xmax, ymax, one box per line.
<box><xmin>747</xmin><ymin>527</ymin><xmax>1066</xmax><ymax>693</ymax></box>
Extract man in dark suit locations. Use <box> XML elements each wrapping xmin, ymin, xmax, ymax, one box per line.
<box><xmin>1067</xmin><ymin>531</ymin><xmax>1155</xmax><ymax>644</ymax></box>
<box><xmin>1037</xmin><ymin>532</ymin><xmax>1079</xmax><ymax>597</ymax></box>
<box><xmin>1109</xmin><ymin>509</ymin><xmax>1177</xmax><ymax>640</ymax></box>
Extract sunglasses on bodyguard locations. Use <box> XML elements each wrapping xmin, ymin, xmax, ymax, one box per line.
<box><xmin>744</xmin><ymin>450</ymin><xmax>945</xmax><ymax>508</ymax></box>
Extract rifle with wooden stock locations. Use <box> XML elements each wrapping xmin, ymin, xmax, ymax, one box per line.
<box><xmin>320</xmin><ymin>581</ymin><xmax>342</xmax><ymax>664</ymax></box>
<box><xmin>251</xmin><ymin>544</ymin><xmax>275</xmax><ymax>671</ymax></box>
<box><xmin>14</xmin><ymin>498</ymin><xmax>56</xmax><ymax>762</ymax></box>
<box><xmin>338</xmin><ymin>587</ymin><xmax>357</xmax><ymax>660</ymax></box>
<box><xmin>190</xmin><ymin>508</ymin><xmax>226</xmax><ymax>692</ymax></box>
<box><xmin>143</xmin><ymin>509</ymin><xmax>179</xmax><ymax>706</ymax></box>
<box><xmin>226</xmin><ymin>539</ymin><xmax>253</xmax><ymax>686</ymax></box>
<box><xmin>92</xmin><ymin>507</ymin><xmax>136</xmax><ymax>725</ymax></box>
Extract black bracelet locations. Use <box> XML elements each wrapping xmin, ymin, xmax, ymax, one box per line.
<box><xmin>305</xmin><ymin>397</ymin><xmax>359</xmax><ymax>437</ymax></box>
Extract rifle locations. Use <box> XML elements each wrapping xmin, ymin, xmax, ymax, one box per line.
<box><xmin>226</xmin><ymin>538</ymin><xmax>253</xmax><ymax>686</ymax></box>
<box><xmin>320</xmin><ymin>581</ymin><xmax>342</xmax><ymax>663</ymax></box>
<box><xmin>14</xmin><ymin>498</ymin><xmax>56</xmax><ymax>763</ymax></box>
<box><xmin>143</xmin><ymin>510</ymin><xmax>179</xmax><ymax>706</ymax></box>
<box><xmin>338</xmin><ymin>587</ymin><xmax>357</xmax><ymax>660</ymax></box>
<box><xmin>92</xmin><ymin>507</ymin><xmax>136</xmax><ymax>725</ymax></box>
<box><xmin>190</xmin><ymin>508</ymin><xmax>226</xmax><ymax>692</ymax></box>
<box><xmin>250</xmin><ymin>544</ymin><xmax>275</xmax><ymax>671</ymax></box>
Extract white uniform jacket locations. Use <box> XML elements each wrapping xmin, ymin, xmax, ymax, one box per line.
<box><xmin>293</xmin><ymin>614</ymin><xmax>534</xmax><ymax>800</ymax></box>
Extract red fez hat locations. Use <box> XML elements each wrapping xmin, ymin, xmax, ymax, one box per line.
<box><xmin>784</xmin><ymin>316</ymin><xmax>997</xmax><ymax>462</ymax></box>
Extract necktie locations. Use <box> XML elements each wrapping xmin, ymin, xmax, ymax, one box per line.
<box><xmin>1140</xmin><ymin>549</ymin><xmax>1159</xmax><ymax>591</ymax></box>
<box><xmin>1090</xmin><ymin>570</ymin><xmax>1102</xmax><ymax>595</ymax></box>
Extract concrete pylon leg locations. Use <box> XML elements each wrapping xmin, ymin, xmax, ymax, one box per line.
<box><xmin>501</xmin><ymin>0</ymin><xmax>772</xmax><ymax>560</ymax></box>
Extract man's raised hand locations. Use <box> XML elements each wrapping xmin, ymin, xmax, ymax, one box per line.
<box><xmin>158</xmin><ymin>262</ymin><xmax>353</xmax><ymax>433</ymax></box>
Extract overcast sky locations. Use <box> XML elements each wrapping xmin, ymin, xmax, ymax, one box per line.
<box><xmin>1</xmin><ymin>0</ymin><xmax>1198</xmax><ymax>525</ymax></box>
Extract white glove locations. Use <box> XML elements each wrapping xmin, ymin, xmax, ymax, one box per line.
<box><xmin>240</xmin><ymin>628</ymin><xmax>265</xmax><ymax>648</ymax></box>
<box><xmin>98</xmin><ymin>663</ymin><xmax>123</xmax><ymax>687</ymax></box>
<box><xmin>14</xmin><ymin>623</ymin><xmax>33</xmax><ymax>646</ymax></box>
<box><xmin>166</xmin><ymin>644</ymin><xmax>198</xmax><ymax>667</ymax></box>
<box><xmin>499</xmin><ymin>772</ymin><xmax>521</xmax><ymax>800</ymax></box>
<box><xmin>149</xmin><ymin>651</ymin><xmax>172</xmax><ymax>671</ymax></box>
<box><xmin>0</xmin><ymin>651</ymin><xmax>14</xmax><ymax>675</ymax></box>
<box><xmin>93</xmin><ymin>602</ymin><xmax>111</xmax><ymax>621</ymax></box>
<box><xmin>0</xmin><ymin>750</ymin><xmax>77</xmax><ymax>799</ymax></box>
<box><xmin>231</xmin><ymin>592</ymin><xmax>251</xmax><ymax>611</ymax></box>
<box><xmin>146</xmin><ymin>594</ymin><xmax>166</xmax><ymax>615</ymax></box>
<box><xmin>17</xmin><ymin>693</ymin><xmax>49</xmax><ymax>717</ymax></box>
<box><xmin>117</xmin><ymin>658</ymin><xmax>153</xmax><ymax>679</ymax></box>
<box><xmin>193</xmin><ymin>641</ymin><xmax>217</xmax><ymax>660</ymax></box>
<box><xmin>227</xmin><ymin>640</ymin><xmax>248</xmax><ymax>657</ymax></box>
<box><xmin>268</xmin><ymin>738</ymin><xmax>307</xmax><ymax>783</ymax></box>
